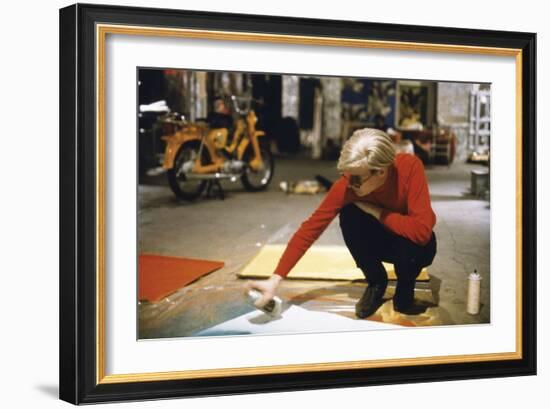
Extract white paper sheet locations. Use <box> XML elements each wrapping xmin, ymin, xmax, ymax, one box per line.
<box><xmin>196</xmin><ymin>305</ymin><xmax>401</xmax><ymax>337</ymax></box>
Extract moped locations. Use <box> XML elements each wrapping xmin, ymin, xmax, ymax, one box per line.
<box><xmin>157</xmin><ymin>95</ymin><xmax>274</xmax><ymax>200</ymax></box>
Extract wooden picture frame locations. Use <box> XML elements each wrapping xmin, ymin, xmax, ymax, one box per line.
<box><xmin>59</xmin><ymin>3</ymin><xmax>536</xmax><ymax>404</ymax></box>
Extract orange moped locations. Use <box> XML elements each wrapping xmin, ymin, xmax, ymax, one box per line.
<box><xmin>158</xmin><ymin>96</ymin><xmax>274</xmax><ymax>200</ymax></box>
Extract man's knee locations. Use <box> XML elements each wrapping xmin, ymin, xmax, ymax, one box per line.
<box><xmin>339</xmin><ymin>203</ymin><xmax>379</xmax><ymax>231</ymax></box>
<box><xmin>339</xmin><ymin>203</ymin><xmax>359</xmax><ymax>222</ymax></box>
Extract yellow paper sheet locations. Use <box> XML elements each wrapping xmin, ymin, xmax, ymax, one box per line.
<box><xmin>238</xmin><ymin>244</ymin><xmax>429</xmax><ymax>281</ymax></box>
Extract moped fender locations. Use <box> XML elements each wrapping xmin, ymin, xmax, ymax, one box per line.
<box><xmin>162</xmin><ymin>131</ymin><xmax>202</xmax><ymax>169</ymax></box>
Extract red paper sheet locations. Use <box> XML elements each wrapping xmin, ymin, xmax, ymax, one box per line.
<box><xmin>138</xmin><ymin>254</ymin><xmax>224</xmax><ymax>302</ymax></box>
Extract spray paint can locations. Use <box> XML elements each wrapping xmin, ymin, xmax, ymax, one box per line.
<box><xmin>466</xmin><ymin>270</ymin><xmax>482</xmax><ymax>315</ymax></box>
<box><xmin>245</xmin><ymin>289</ymin><xmax>283</xmax><ymax>318</ymax></box>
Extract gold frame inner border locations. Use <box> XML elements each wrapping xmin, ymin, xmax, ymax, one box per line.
<box><xmin>95</xmin><ymin>23</ymin><xmax>523</xmax><ymax>385</ymax></box>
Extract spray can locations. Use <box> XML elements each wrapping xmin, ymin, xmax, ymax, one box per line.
<box><xmin>466</xmin><ymin>270</ymin><xmax>482</xmax><ymax>315</ymax></box>
<box><xmin>245</xmin><ymin>289</ymin><xmax>283</xmax><ymax>318</ymax></box>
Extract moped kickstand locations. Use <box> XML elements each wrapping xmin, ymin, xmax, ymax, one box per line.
<box><xmin>205</xmin><ymin>179</ymin><xmax>225</xmax><ymax>200</ymax></box>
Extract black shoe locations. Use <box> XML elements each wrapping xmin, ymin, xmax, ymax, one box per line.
<box><xmin>393</xmin><ymin>299</ymin><xmax>412</xmax><ymax>313</ymax></box>
<box><xmin>355</xmin><ymin>285</ymin><xmax>386</xmax><ymax>318</ymax></box>
<box><xmin>393</xmin><ymin>299</ymin><xmax>427</xmax><ymax>315</ymax></box>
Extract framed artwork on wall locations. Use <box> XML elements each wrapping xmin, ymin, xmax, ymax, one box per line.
<box><xmin>59</xmin><ymin>3</ymin><xmax>536</xmax><ymax>404</ymax></box>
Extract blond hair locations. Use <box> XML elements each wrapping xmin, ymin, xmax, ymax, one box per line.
<box><xmin>337</xmin><ymin>128</ymin><xmax>396</xmax><ymax>173</ymax></box>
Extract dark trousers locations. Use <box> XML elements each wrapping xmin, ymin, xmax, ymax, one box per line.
<box><xmin>339</xmin><ymin>203</ymin><xmax>437</xmax><ymax>308</ymax></box>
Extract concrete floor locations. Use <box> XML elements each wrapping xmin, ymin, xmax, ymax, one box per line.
<box><xmin>138</xmin><ymin>155</ymin><xmax>490</xmax><ymax>339</ymax></box>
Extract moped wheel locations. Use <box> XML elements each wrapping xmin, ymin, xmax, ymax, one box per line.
<box><xmin>241</xmin><ymin>145</ymin><xmax>274</xmax><ymax>191</ymax></box>
<box><xmin>167</xmin><ymin>142</ymin><xmax>208</xmax><ymax>200</ymax></box>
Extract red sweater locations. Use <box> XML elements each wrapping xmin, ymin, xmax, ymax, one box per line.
<box><xmin>274</xmin><ymin>153</ymin><xmax>436</xmax><ymax>278</ymax></box>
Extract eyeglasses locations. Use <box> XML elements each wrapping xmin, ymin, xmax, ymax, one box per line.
<box><xmin>347</xmin><ymin>170</ymin><xmax>377</xmax><ymax>189</ymax></box>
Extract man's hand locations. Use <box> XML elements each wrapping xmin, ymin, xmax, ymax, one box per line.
<box><xmin>245</xmin><ymin>274</ymin><xmax>283</xmax><ymax>308</ymax></box>
<box><xmin>354</xmin><ymin>201</ymin><xmax>383</xmax><ymax>220</ymax></box>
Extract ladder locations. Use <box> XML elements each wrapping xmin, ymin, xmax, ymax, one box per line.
<box><xmin>469</xmin><ymin>88</ymin><xmax>491</xmax><ymax>153</ymax></box>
